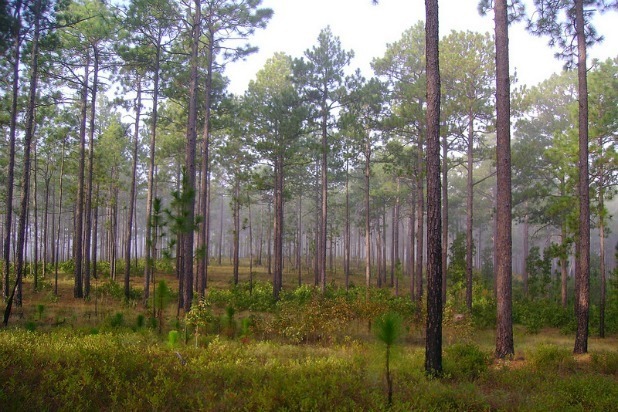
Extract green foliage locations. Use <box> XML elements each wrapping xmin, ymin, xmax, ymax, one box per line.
<box><xmin>444</xmin><ymin>343</ymin><xmax>489</xmax><ymax>381</ymax></box>
<box><xmin>206</xmin><ymin>281</ymin><xmax>275</xmax><ymax>312</ymax></box>
<box><xmin>36</xmin><ymin>304</ymin><xmax>45</xmax><ymax>320</ymax></box>
<box><xmin>167</xmin><ymin>330</ymin><xmax>179</xmax><ymax>348</ymax></box>
<box><xmin>136</xmin><ymin>314</ymin><xmax>145</xmax><ymax>329</ymax></box>
<box><xmin>110</xmin><ymin>312</ymin><xmax>124</xmax><ymax>328</ymax></box>
<box><xmin>526</xmin><ymin>246</ymin><xmax>552</xmax><ymax>299</ymax></box>
<box><xmin>528</xmin><ymin>344</ymin><xmax>576</xmax><ymax>373</ymax></box>
<box><xmin>513</xmin><ymin>300</ymin><xmax>574</xmax><ymax>334</ymax></box>
<box><xmin>374</xmin><ymin>312</ymin><xmax>403</xmax><ymax>347</ymax></box>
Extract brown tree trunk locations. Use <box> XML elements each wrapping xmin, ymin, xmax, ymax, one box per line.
<box><xmin>124</xmin><ymin>78</ymin><xmax>141</xmax><ymax>299</ymax></box>
<box><xmin>3</xmin><ymin>0</ymin><xmax>22</xmax><ymax>300</ymax></box>
<box><xmin>424</xmin><ymin>0</ymin><xmax>443</xmax><ymax>377</ymax></box>
<box><xmin>74</xmin><ymin>52</ymin><xmax>90</xmax><ymax>299</ymax></box>
<box><xmin>198</xmin><ymin>25</ymin><xmax>214</xmax><ymax>298</ymax></box>
<box><xmin>494</xmin><ymin>0</ymin><xmax>514</xmax><ymax>359</ymax></box>
<box><xmin>144</xmin><ymin>42</ymin><xmax>162</xmax><ymax>304</ymax></box>
<box><xmin>441</xmin><ymin>133</ymin><xmax>448</xmax><ymax>305</ymax></box>
<box><xmin>84</xmin><ymin>47</ymin><xmax>99</xmax><ymax>299</ymax></box>
<box><xmin>182</xmin><ymin>0</ymin><xmax>201</xmax><ymax>312</ymax></box>
<box><xmin>466</xmin><ymin>111</ymin><xmax>474</xmax><ymax>311</ymax></box>
<box><xmin>573</xmin><ymin>0</ymin><xmax>590</xmax><ymax>355</ymax></box>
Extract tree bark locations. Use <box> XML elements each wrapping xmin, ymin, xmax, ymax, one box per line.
<box><xmin>3</xmin><ymin>0</ymin><xmax>22</xmax><ymax>300</ymax></box>
<box><xmin>494</xmin><ymin>0</ymin><xmax>514</xmax><ymax>359</ymax></box>
<box><xmin>182</xmin><ymin>0</ymin><xmax>201</xmax><ymax>312</ymax></box>
<box><xmin>74</xmin><ymin>52</ymin><xmax>90</xmax><ymax>299</ymax></box>
<box><xmin>124</xmin><ymin>78</ymin><xmax>141</xmax><ymax>299</ymax></box>
<box><xmin>424</xmin><ymin>0</ymin><xmax>443</xmax><ymax>377</ymax></box>
<box><xmin>573</xmin><ymin>0</ymin><xmax>590</xmax><ymax>355</ymax></box>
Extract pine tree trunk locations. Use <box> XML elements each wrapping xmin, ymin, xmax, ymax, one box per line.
<box><xmin>3</xmin><ymin>0</ymin><xmax>22</xmax><ymax>300</ymax></box>
<box><xmin>424</xmin><ymin>0</ymin><xmax>443</xmax><ymax>377</ymax></box>
<box><xmin>573</xmin><ymin>0</ymin><xmax>590</xmax><ymax>355</ymax></box>
<box><xmin>494</xmin><ymin>0</ymin><xmax>514</xmax><ymax>359</ymax></box>
<box><xmin>124</xmin><ymin>78</ymin><xmax>141</xmax><ymax>299</ymax></box>
<box><xmin>74</xmin><ymin>52</ymin><xmax>90</xmax><ymax>298</ymax></box>
<box><xmin>466</xmin><ymin>111</ymin><xmax>474</xmax><ymax>311</ymax></box>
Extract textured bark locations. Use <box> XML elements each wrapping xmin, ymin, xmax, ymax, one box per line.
<box><xmin>3</xmin><ymin>0</ymin><xmax>22</xmax><ymax>300</ymax></box>
<box><xmin>573</xmin><ymin>0</ymin><xmax>590</xmax><ymax>355</ymax></box>
<box><xmin>494</xmin><ymin>0</ymin><xmax>514</xmax><ymax>359</ymax></box>
<box><xmin>74</xmin><ymin>52</ymin><xmax>90</xmax><ymax>298</ymax></box>
<box><xmin>182</xmin><ymin>0</ymin><xmax>201</xmax><ymax>312</ymax></box>
<box><xmin>84</xmin><ymin>48</ymin><xmax>99</xmax><ymax>299</ymax></box>
<box><xmin>441</xmin><ymin>134</ymin><xmax>448</xmax><ymax>304</ymax></box>
<box><xmin>144</xmin><ymin>42</ymin><xmax>161</xmax><ymax>304</ymax></box>
<box><xmin>4</xmin><ymin>0</ymin><xmax>40</xmax><ymax>323</ymax></box>
<box><xmin>424</xmin><ymin>0</ymin><xmax>443</xmax><ymax>377</ymax></box>
<box><xmin>124</xmin><ymin>79</ymin><xmax>141</xmax><ymax>299</ymax></box>
<box><xmin>465</xmin><ymin>111</ymin><xmax>474</xmax><ymax>311</ymax></box>
<box><xmin>198</xmin><ymin>24</ymin><xmax>214</xmax><ymax>299</ymax></box>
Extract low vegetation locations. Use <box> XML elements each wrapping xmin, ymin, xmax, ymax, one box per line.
<box><xmin>1</xmin><ymin>266</ymin><xmax>617</xmax><ymax>410</ymax></box>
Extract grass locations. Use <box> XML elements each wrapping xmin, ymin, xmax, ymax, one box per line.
<box><xmin>1</xmin><ymin>263</ymin><xmax>617</xmax><ymax>411</ymax></box>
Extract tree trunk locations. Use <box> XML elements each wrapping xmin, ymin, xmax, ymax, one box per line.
<box><xmin>494</xmin><ymin>0</ymin><xmax>514</xmax><ymax>359</ymax></box>
<box><xmin>320</xmin><ymin>106</ymin><xmax>328</xmax><ymax>293</ymax></box>
<box><xmin>424</xmin><ymin>0</ymin><xmax>443</xmax><ymax>377</ymax></box>
<box><xmin>365</xmin><ymin>141</ymin><xmax>371</xmax><ymax>297</ymax></box>
<box><xmin>273</xmin><ymin>156</ymin><xmax>284</xmax><ymax>299</ymax></box>
<box><xmin>124</xmin><ymin>78</ymin><xmax>141</xmax><ymax>299</ymax></box>
<box><xmin>573</xmin><ymin>0</ymin><xmax>590</xmax><ymax>355</ymax></box>
<box><xmin>54</xmin><ymin>139</ymin><xmax>66</xmax><ymax>296</ymax></box>
<box><xmin>441</xmin><ymin>130</ymin><xmax>448</xmax><ymax>305</ymax></box>
<box><xmin>182</xmin><ymin>0</ymin><xmax>201</xmax><ymax>312</ymax></box>
<box><xmin>143</xmin><ymin>41</ymin><xmax>162</xmax><ymax>304</ymax></box>
<box><xmin>198</xmin><ymin>25</ymin><xmax>214</xmax><ymax>298</ymax></box>
<box><xmin>74</xmin><ymin>52</ymin><xmax>90</xmax><ymax>298</ymax></box>
<box><xmin>233</xmin><ymin>179</ymin><xmax>240</xmax><ymax>285</ymax></box>
<box><xmin>466</xmin><ymin>111</ymin><xmax>474</xmax><ymax>311</ymax></box>
<box><xmin>4</xmin><ymin>0</ymin><xmax>40</xmax><ymax>323</ymax></box>
<box><xmin>3</xmin><ymin>0</ymin><xmax>22</xmax><ymax>300</ymax></box>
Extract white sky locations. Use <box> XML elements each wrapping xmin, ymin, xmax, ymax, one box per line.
<box><xmin>224</xmin><ymin>0</ymin><xmax>618</xmax><ymax>95</ymax></box>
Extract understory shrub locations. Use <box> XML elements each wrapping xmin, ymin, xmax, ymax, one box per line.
<box><xmin>444</xmin><ymin>343</ymin><xmax>489</xmax><ymax>381</ymax></box>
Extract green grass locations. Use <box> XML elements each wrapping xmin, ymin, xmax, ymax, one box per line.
<box><xmin>2</xmin><ymin>266</ymin><xmax>617</xmax><ymax>410</ymax></box>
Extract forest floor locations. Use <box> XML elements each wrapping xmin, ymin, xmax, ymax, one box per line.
<box><xmin>1</xmin><ymin>264</ymin><xmax>618</xmax><ymax>411</ymax></box>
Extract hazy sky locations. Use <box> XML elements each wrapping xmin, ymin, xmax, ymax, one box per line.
<box><xmin>224</xmin><ymin>0</ymin><xmax>617</xmax><ymax>95</ymax></box>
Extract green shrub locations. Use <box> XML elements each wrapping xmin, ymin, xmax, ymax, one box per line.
<box><xmin>110</xmin><ymin>312</ymin><xmax>124</xmax><ymax>328</ymax></box>
<box><xmin>528</xmin><ymin>344</ymin><xmax>576</xmax><ymax>373</ymax></box>
<box><xmin>167</xmin><ymin>330</ymin><xmax>180</xmax><ymax>348</ymax></box>
<box><xmin>444</xmin><ymin>343</ymin><xmax>489</xmax><ymax>381</ymax></box>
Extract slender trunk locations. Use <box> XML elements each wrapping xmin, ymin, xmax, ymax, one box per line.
<box><xmin>74</xmin><ymin>52</ymin><xmax>90</xmax><ymax>299</ymax></box>
<box><xmin>198</xmin><ymin>25</ymin><xmax>214</xmax><ymax>298</ymax></box>
<box><xmin>415</xmin><ymin>163</ymin><xmax>424</xmax><ymax>301</ymax></box>
<box><xmin>599</xmin><ymin>203</ymin><xmax>606</xmax><ymax>338</ymax></box>
<box><xmin>297</xmin><ymin>195</ymin><xmax>302</xmax><ymax>287</ymax></box>
<box><xmin>233</xmin><ymin>179</ymin><xmax>240</xmax><ymax>285</ymax></box>
<box><xmin>33</xmin><ymin>145</ymin><xmax>39</xmax><ymax>291</ymax></box>
<box><xmin>344</xmin><ymin>160</ymin><xmax>350</xmax><ymax>289</ymax></box>
<box><xmin>4</xmin><ymin>0</ymin><xmax>40</xmax><ymax>322</ymax></box>
<box><xmin>441</xmin><ymin>132</ymin><xmax>449</xmax><ymax>305</ymax></box>
<box><xmin>409</xmin><ymin>195</ymin><xmax>416</xmax><ymax>300</ymax></box>
<box><xmin>522</xmin><ymin>210</ymin><xmax>529</xmax><ymax>297</ymax></box>
<box><xmin>365</xmin><ymin>141</ymin><xmax>371</xmax><ymax>296</ymax></box>
<box><xmin>494</xmin><ymin>0</ymin><xmax>514</xmax><ymax>359</ymax></box>
<box><xmin>43</xmin><ymin>169</ymin><xmax>51</xmax><ymax>279</ymax></box>
<box><xmin>320</xmin><ymin>105</ymin><xmax>328</xmax><ymax>293</ymax></box>
<box><xmin>573</xmin><ymin>0</ymin><xmax>590</xmax><ymax>355</ymax></box>
<box><xmin>144</xmin><ymin>41</ymin><xmax>162</xmax><ymax>304</ymax></box>
<box><xmin>124</xmin><ymin>78</ymin><xmax>141</xmax><ymax>299</ymax></box>
<box><xmin>92</xmin><ymin>184</ymin><xmax>99</xmax><ymax>281</ymax></box>
<box><xmin>466</xmin><ymin>112</ymin><xmax>474</xmax><ymax>311</ymax></box>
<box><xmin>218</xmin><ymin>194</ymin><xmax>224</xmax><ymax>265</ymax></box>
<box><xmin>424</xmin><ymin>0</ymin><xmax>443</xmax><ymax>377</ymax></box>
<box><xmin>182</xmin><ymin>0</ymin><xmax>201</xmax><ymax>312</ymax></box>
<box><xmin>273</xmin><ymin>156</ymin><xmax>284</xmax><ymax>299</ymax></box>
<box><xmin>54</xmin><ymin>140</ymin><xmax>66</xmax><ymax>296</ymax></box>
<box><xmin>3</xmin><ymin>0</ymin><xmax>22</xmax><ymax>300</ymax></box>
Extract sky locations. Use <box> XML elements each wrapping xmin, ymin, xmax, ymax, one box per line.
<box><xmin>224</xmin><ymin>0</ymin><xmax>618</xmax><ymax>95</ymax></box>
